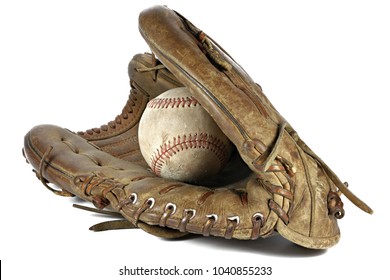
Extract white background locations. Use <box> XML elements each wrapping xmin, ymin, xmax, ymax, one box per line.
<box><xmin>1</xmin><ymin>0</ymin><xmax>388</xmax><ymax>279</ymax></box>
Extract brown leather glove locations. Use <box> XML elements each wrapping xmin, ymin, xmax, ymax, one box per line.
<box><xmin>23</xmin><ymin>5</ymin><xmax>372</xmax><ymax>249</ymax></box>
<box><xmin>76</xmin><ymin>53</ymin><xmax>183</xmax><ymax>165</ymax></box>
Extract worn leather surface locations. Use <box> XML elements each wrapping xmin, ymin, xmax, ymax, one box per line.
<box><xmin>77</xmin><ymin>53</ymin><xmax>182</xmax><ymax>165</ymax></box>
<box><xmin>138</xmin><ymin>5</ymin><xmax>356</xmax><ymax>248</ymax></box>
<box><xmin>23</xmin><ymin>6</ymin><xmax>372</xmax><ymax>250</ymax></box>
<box><xmin>24</xmin><ymin>124</ymin><xmax>273</xmax><ymax>240</ymax></box>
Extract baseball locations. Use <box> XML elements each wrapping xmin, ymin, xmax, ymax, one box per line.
<box><xmin>138</xmin><ymin>87</ymin><xmax>233</xmax><ymax>184</ymax></box>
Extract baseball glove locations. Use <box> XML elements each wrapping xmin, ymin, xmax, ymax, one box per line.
<box><xmin>23</xmin><ymin>5</ymin><xmax>372</xmax><ymax>249</ymax></box>
<box><xmin>76</xmin><ymin>52</ymin><xmax>183</xmax><ymax>165</ymax></box>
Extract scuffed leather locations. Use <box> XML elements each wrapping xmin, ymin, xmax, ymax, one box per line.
<box><xmin>77</xmin><ymin>53</ymin><xmax>182</xmax><ymax>165</ymax></box>
<box><xmin>23</xmin><ymin>6</ymin><xmax>372</xmax><ymax>250</ymax></box>
<box><xmin>24</xmin><ymin>124</ymin><xmax>273</xmax><ymax>240</ymax></box>
<box><xmin>138</xmin><ymin>5</ymin><xmax>344</xmax><ymax>248</ymax></box>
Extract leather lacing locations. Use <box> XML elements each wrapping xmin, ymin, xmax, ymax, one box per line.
<box><xmin>202</xmin><ymin>214</ymin><xmax>217</xmax><ymax>236</ymax></box>
<box><xmin>77</xmin><ymin>54</ymin><xmax>165</xmax><ymax>137</ymax></box>
<box><xmin>180</xmin><ymin>10</ymin><xmax>372</xmax><ymax>216</ymax></box>
<box><xmin>77</xmin><ymin>86</ymin><xmax>139</xmax><ymax>136</ymax></box>
<box><xmin>34</xmin><ymin>146</ymin><xmax>74</xmax><ymax>197</ymax></box>
<box><xmin>179</xmin><ymin>209</ymin><xmax>196</xmax><ymax>232</ymax></box>
<box><xmin>74</xmin><ymin>174</ymin><xmax>267</xmax><ymax>239</ymax></box>
<box><xmin>251</xmin><ymin>213</ymin><xmax>265</xmax><ymax>240</ymax></box>
<box><xmin>248</xmin><ymin>122</ymin><xmax>296</xmax><ymax>177</ymax></box>
<box><xmin>180</xmin><ymin>10</ymin><xmax>363</xmax><ymax>218</ymax></box>
<box><xmin>35</xmin><ymin>143</ymin><xmax>267</xmax><ymax>238</ymax></box>
<box><xmin>135</xmin><ymin>52</ymin><xmax>165</xmax><ymax>81</ymax></box>
<box><xmin>256</xmin><ymin>177</ymin><xmax>294</xmax><ymax>225</ymax></box>
<box><xmin>72</xmin><ymin>173</ymin><xmax>156</xmax><ymax>226</ymax></box>
<box><xmin>224</xmin><ymin>216</ymin><xmax>239</xmax><ymax>239</ymax></box>
<box><xmin>159</xmin><ymin>203</ymin><xmax>177</xmax><ymax>227</ymax></box>
<box><xmin>253</xmin><ymin>120</ymin><xmax>372</xmax><ymax>222</ymax></box>
<box><xmin>32</xmin><ymin>118</ymin><xmax>365</xmax><ymax>241</ymax></box>
<box><xmin>286</xmin><ymin>125</ymin><xmax>373</xmax><ymax>214</ymax></box>
<box><xmin>328</xmin><ymin>190</ymin><xmax>345</xmax><ymax>219</ymax></box>
<box><xmin>74</xmin><ymin>174</ymin><xmax>125</xmax><ymax>209</ymax></box>
<box><xmin>133</xmin><ymin>198</ymin><xmax>155</xmax><ymax>222</ymax></box>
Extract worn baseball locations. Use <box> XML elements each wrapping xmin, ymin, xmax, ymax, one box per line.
<box><xmin>138</xmin><ymin>87</ymin><xmax>233</xmax><ymax>183</ymax></box>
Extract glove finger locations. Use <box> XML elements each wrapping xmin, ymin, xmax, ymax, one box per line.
<box><xmin>24</xmin><ymin>124</ymin><xmax>278</xmax><ymax>240</ymax></box>
<box><xmin>77</xmin><ymin>53</ymin><xmax>183</xmax><ymax>164</ymax></box>
<box><xmin>138</xmin><ymin>6</ymin><xmax>345</xmax><ymax>249</ymax></box>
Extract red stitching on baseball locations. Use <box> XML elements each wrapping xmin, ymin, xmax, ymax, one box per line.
<box><xmin>147</xmin><ymin>96</ymin><xmax>199</xmax><ymax>109</ymax></box>
<box><xmin>150</xmin><ymin>133</ymin><xmax>229</xmax><ymax>176</ymax></box>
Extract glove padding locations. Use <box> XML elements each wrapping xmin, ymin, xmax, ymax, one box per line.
<box><xmin>23</xmin><ymin>5</ymin><xmax>372</xmax><ymax>250</ymax></box>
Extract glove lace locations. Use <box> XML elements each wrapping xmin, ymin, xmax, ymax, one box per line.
<box><xmin>74</xmin><ymin>174</ymin><xmax>125</xmax><ymax>209</ymax></box>
<box><xmin>77</xmin><ymin>86</ymin><xmax>139</xmax><ymax>136</ymax></box>
<box><xmin>35</xmin><ymin>146</ymin><xmax>75</xmax><ymax>197</ymax></box>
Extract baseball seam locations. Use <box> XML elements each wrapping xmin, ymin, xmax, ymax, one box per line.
<box><xmin>150</xmin><ymin>133</ymin><xmax>229</xmax><ymax>176</ymax></box>
<box><xmin>147</xmin><ymin>96</ymin><xmax>199</xmax><ymax>109</ymax></box>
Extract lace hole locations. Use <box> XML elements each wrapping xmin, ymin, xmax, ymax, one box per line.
<box><xmin>228</xmin><ymin>216</ymin><xmax>240</xmax><ymax>225</ymax></box>
<box><xmin>130</xmin><ymin>193</ymin><xmax>137</xmax><ymax>204</ymax></box>
<box><xmin>146</xmin><ymin>198</ymin><xmax>155</xmax><ymax>208</ymax></box>
<box><xmin>206</xmin><ymin>214</ymin><xmax>218</xmax><ymax>222</ymax></box>
<box><xmin>184</xmin><ymin>209</ymin><xmax>196</xmax><ymax>220</ymax></box>
<box><xmin>165</xmin><ymin>203</ymin><xmax>177</xmax><ymax>214</ymax></box>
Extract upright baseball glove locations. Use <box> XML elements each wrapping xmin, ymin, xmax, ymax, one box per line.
<box><xmin>23</xmin><ymin>5</ymin><xmax>372</xmax><ymax>249</ymax></box>
<box><xmin>76</xmin><ymin>52</ymin><xmax>183</xmax><ymax>165</ymax></box>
